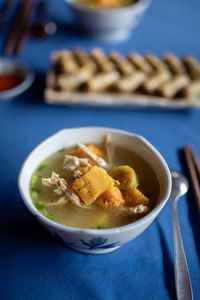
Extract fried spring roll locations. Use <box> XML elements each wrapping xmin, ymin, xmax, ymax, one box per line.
<box><xmin>52</xmin><ymin>51</ymin><xmax>79</xmax><ymax>74</ymax></box>
<box><xmin>56</xmin><ymin>75</ymin><xmax>77</xmax><ymax>91</ymax></box>
<box><xmin>163</xmin><ymin>53</ymin><xmax>185</xmax><ymax>75</ymax></box>
<box><xmin>158</xmin><ymin>74</ymin><xmax>190</xmax><ymax>98</ymax></box>
<box><xmin>46</xmin><ymin>71</ymin><xmax>57</xmax><ymax>88</ymax></box>
<box><xmin>90</xmin><ymin>48</ymin><xmax>114</xmax><ymax>72</ymax></box>
<box><xmin>116</xmin><ymin>71</ymin><xmax>146</xmax><ymax>93</ymax></box>
<box><xmin>183</xmin><ymin>56</ymin><xmax>200</xmax><ymax>80</ymax></box>
<box><xmin>129</xmin><ymin>53</ymin><xmax>153</xmax><ymax>75</ymax></box>
<box><xmin>143</xmin><ymin>71</ymin><xmax>171</xmax><ymax>93</ymax></box>
<box><xmin>109</xmin><ymin>51</ymin><xmax>135</xmax><ymax>75</ymax></box>
<box><xmin>73</xmin><ymin>49</ymin><xmax>96</xmax><ymax>72</ymax></box>
<box><xmin>145</xmin><ymin>54</ymin><xmax>170</xmax><ymax>73</ymax></box>
<box><xmin>182</xmin><ymin>80</ymin><xmax>200</xmax><ymax>100</ymax></box>
<box><xmin>86</xmin><ymin>71</ymin><xmax>120</xmax><ymax>92</ymax></box>
<box><xmin>56</xmin><ymin>66</ymin><xmax>94</xmax><ymax>91</ymax></box>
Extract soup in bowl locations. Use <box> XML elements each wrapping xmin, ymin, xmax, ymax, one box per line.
<box><xmin>18</xmin><ymin>127</ymin><xmax>171</xmax><ymax>254</ymax></box>
<box><xmin>73</xmin><ymin>0</ymin><xmax>139</xmax><ymax>10</ymax></box>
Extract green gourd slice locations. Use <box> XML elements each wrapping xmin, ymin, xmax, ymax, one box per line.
<box><xmin>110</xmin><ymin>165</ymin><xmax>138</xmax><ymax>190</ymax></box>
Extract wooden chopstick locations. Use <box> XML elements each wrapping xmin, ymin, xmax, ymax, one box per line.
<box><xmin>14</xmin><ymin>0</ymin><xmax>36</xmax><ymax>55</ymax></box>
<box><xmin>0</xmin><ymin>1</ymin><xmax>12</xmax><ymax>32</ymax></box>
<box><xmin>183</xmin><ymin>146</ymin><xmax>200</xmax><ymax>215</ymax></box>
<box><xmin>3</xmin><ymin>0</ymin><xmax>33</xmax><ymax>56</ymax></box>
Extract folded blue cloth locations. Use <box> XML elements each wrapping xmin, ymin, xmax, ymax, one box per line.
<box><xmin>0</xmin><ymin>0</ymin><xmax>200</xmax><ymax>299</ymax></box>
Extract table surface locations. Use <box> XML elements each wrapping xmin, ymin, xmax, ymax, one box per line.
<box><xmin>1</xmin><ymin>0</ymin><xmax>200</xmax><ymax>299</ymax></box>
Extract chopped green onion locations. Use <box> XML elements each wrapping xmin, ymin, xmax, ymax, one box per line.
<box><xmin>34</xmin><ymin>201</ymin><xmax>44</xmax><ymax>211</ymax></box>
<box><xmin>97</xmin><ymin>225</ymin><xmax>104</xmax><ymax>229</ymax></box>
<box><xmin>31</xmin><ymin>175</ymin><xmax>41</xmax><ymax>188</ymax></box>
<box><xmin>31</xmin><ymin>191</ymin><xmax>38</xmax><ymax>200</ymax></box>
<box><xmin>30</xmin><ymin>187</ymin><xmax>40</xmax><ymax>200</ymax></box>
<box><xmin>58</xmin><ymin>148</ymin><xmax>66</xmax><ymax>153</ymax></box>
<box><xmin>47</xmin><ymin>215</ymin><xmax>54</xmax><ymax>220</ymax></box>
<box><xmin>31</xmin><ymin>187</ymin><xmax>40</xmax><ymax>193</ymax></box>
<box><xmin>37</xmin><ymin>162</ymin><xmax>48</xmax><ymax>172</ymax></box>
<box><xmin>75</xmin><ymin>144</ymin><xmax>80</xmax><ymax>149</ymax></box>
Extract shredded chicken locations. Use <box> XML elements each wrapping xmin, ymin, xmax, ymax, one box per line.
<box><xmin>42</xmin><ymin>172</ymin><xmax>68</xmax><ymax>195</ymax></box>
<box><xmin>63</xmin><ymin>154</ymin><xmax>91</xmax><ymax>171</ymax></box>
<box><xmin>45</xmin><ymin>196</ymin><xmax>68</xmax><ymax>207</ymax></box>
<box><xmin>77</xmin><ymin>142</ymin><xmax>108</xmax><ymax>169</ymax></box>
<box><xmin>118</xmin><ymin>205</ymin><xmax>149</xmax><ymax>216</ymax></box>
<box><xmin>73</xmin><ymin>169</ymin><xmax>83</xmax><ymax>179</ymax></box>
<box><xmin>131</xmin><ymin>204</ymin><xmax>149</xmax><ymax>214</ymax></box>
<box><xmin>104</xmin><ymin>134</ymin><xmax>115</xmax><ymax>168</ymax></box>
<box><xmin>42</xmin><ymin>172</ymin><xmax>89</xmax><ymax>209</ymax></box>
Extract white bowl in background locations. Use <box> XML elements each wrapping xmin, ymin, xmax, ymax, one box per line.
<box><xmin>18</xmin><ymin>127</ymin><xmax>171</xmax><ymax>254</ymax></box>
<box><xmin>64</xmin><ymin>0</ymin><xmax>151</xmax><ymax>42</ymax></box>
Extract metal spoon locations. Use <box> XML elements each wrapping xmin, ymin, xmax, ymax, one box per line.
<box><xmin>170</xmin><ymin>170</ymin><xmax>193</xmax><ymax>300</ymax></box>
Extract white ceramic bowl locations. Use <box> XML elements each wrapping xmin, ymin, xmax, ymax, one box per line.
<box><xmin>64</xmin><ymin>0</ymin><xmax>151</xmax><ymax>42</ymax></box>
<box><xmin>18</xmin><ymin>127</ymin><xmax>171</xmax><ymax>254</ymax></box>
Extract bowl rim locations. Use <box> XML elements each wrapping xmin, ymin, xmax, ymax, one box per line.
<box><xmin>18</xmin><ymin>126</ymin><xmax>171</xmax><ymax>235</ymax></box>
<box><xmin>64</xmin><ymin>0</ymin><xmax>151</xmax><ymax>13</ymax></box>
<box><xmin>0</xmin><ymin>58</ymin><xmax>35</xmax><ymax>100</ymax></box>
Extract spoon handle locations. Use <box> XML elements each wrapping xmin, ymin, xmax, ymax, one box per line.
<box><xmin>171</xmin><ymin>201</ymin><xmax>193</xmax><ymax>300</ymax></box>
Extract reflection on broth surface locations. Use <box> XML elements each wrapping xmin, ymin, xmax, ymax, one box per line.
<box><xmin>74</xmin><ymin>0</ymin><xmax>138</xmax><ymax>9</ymax></box>
<box><xmin>30</xmin><ymin>143</ymin><xmax>159</xmax><ymax>229</ymax></box>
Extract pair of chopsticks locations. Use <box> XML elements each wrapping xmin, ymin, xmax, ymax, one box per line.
<box><xmin>3</xmin><ymin>0</ymin><xmax>36</xmax><ymax>56</ymax></box>
<box><xmin>183</xmin><ymin>146</ymin><xmax>200</xmax><ymax>215</ymax></box>
<box><xmin>0</xmin><ymin>1</ymin><xmax>12</xmax><ymax>33</ymax></box>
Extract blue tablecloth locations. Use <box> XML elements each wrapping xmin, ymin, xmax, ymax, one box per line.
<box><xmin>1</xmin><ymin>0</ymin><xmax>200</xmax><ymax>299</ymax></box>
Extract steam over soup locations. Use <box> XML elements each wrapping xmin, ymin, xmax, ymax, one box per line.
<box><xmin>74</xmin><ymin>0</ymin><xmax>138</xmax><ymax>9</ymax></box>
<box><xmin>30</xmin><ymin>136</ymin><xmax>159</xmax><ymax>229</ymax></box>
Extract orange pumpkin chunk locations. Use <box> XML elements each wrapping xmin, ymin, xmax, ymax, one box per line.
<box><xmin>87</xmin><ymin>144</ymin><xmax>105</xmax><ymax>158</ymax></box>
<box><xmin>123</xmin><ymin>189</ymin><xmax>149</xmax><ymax>207</ymax></box>
<box><xmin>68</xmin><ymin>144</ymin><xmax>105</xmax><ymax>159</ymax></box>
<box><xmin>72</xmin><ymin>166</ymin><xmax>114</xmax><ymax>206</ymax></box>
<box><xmin>67</xmin><ymin>148</ymin><xmax>86</xmax><ymax>158</ymax></box>
<box><xmin>96</xmin><ymin>186</ymin><xmax>124</xmax><ymax>210</ymax></box>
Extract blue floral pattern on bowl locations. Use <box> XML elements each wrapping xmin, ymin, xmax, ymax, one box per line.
<box><xmin>54</xmin><ymin>233</ymin><xmax>122</xmax><ymax>250</ymax></box>
<box><xmin>79</xmin><ymin>237</ymin><xmax>121</xmax><ymax>249</ymax></box>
